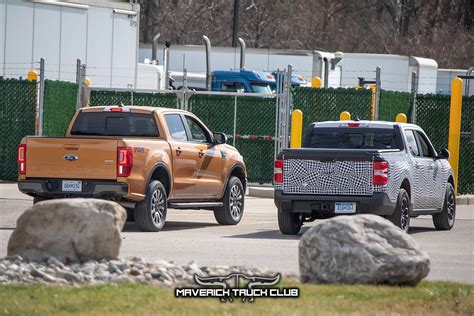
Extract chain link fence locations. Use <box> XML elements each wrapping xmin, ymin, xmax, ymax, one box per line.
<box><xmin>292</xmin><ymin>87</ymin><xmax>373</xmax><ymax>129</ymax></box>
<box><xmin>89</xmin><ymin>89</ymin><xmax>180</xmax><ymax>108</ymax></box>
<box><xmin>378</xmin><ymin>90</ymin><xmax>413</xmax><ymax>122</ymax></box>
<box><xmin>43</xmin><ymin>80</ymin><xmax>79</xmax><ymax>136</ymax></box>
<box><xmin>0</xmin><ymin>77</ymin><xmax>37</xmax><ymax>181</ymax></box>
<box><xmin>460</xmin><ymin>96</ymin><xmax>473</xmax><ymax>194</ymax></box>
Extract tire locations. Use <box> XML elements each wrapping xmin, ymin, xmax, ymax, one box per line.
<box><xmin>134</xmin><ymin>180</ymin><xmax>167</xmax><ymax>232</ymax></box>
<box><xmin>278</xmin><ymin>210</ymin><xmax>303</xmax><ymax>235</ymax></box>
<box><xmin>433</xmin><ymin>183</ymin><xmax>456</xmax><ymax>230</ymax></box>
<box><xmin>33</xmin><ymin>196</ymin><xmax>49</xmax><ymax>204</ymax></box>
<box><xmin>126</xmin><ymin>208</ymin><xmax>135</xmax><ymax>222</ymax></box>
<box><xmin>388</xmin><ymin>188</ymin><xmax>411</xmax><ymax>232</ymax></box>
<box><xmin>213</xmin><ymin>176</ymin><xmax>244</xmax><ymax>225</ymax></box>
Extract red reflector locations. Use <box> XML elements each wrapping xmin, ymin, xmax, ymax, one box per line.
<box><xmin>18</xmin><ymin>144</ymin><xmax>26</xmax><ymax>174</ymax></box>
<box><xmin>117</xmin><ymin>147</ymin><xmax>133</xmax><ymax>177</ymax></box>
<box><xmin>373</xmin><ymin>161</ymin><xmax>389</xmax><ymax>185</ymax></box>
<box><xmin>347</xmin><ymin>123</ymin><xmax>360</xmax><ymax>127</ymax></box>
<box><xmin>274</xmin><ymin>160</ymin><xmax>283</xmax><ymax>183</ymax></box>
<box><xmin>110</xmin><ymin>108</ymin><xmax>123</xmax><ymax>112</ymax></box>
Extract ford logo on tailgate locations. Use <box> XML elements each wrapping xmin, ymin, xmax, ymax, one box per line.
<box><xmin>64</xmin><ymin>154</ymin><xmax>79</xmax><ymax>161</ymax></box>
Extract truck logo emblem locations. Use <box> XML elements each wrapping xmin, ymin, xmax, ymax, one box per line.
<box><xmin>64</xmin><ymin>154</ymin><xmax>79</xmax><ymax>161</ymax></box>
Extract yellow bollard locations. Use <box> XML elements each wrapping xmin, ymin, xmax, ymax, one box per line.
<box><xmin>340</xmin><ymin>111</ymin><xmax>351</xmax><ymax>121</ymax></box>
<box><xmin>448</xmin><ymin>78</ymin><xmax>463</xmax><ymax>194</ymax></box>
<box><xmin>27</xmin><ymin>70</ymin><xmax>38</xmax><ymax>81</ymax></box>
<box><xmin>290</xmin><ymin>110</ymin><xmax>303</xmax><ymax>148</ymax></box>
<box><xmin>311</xmin><ymin>76</ymin><xmax>322</xmax><ymax>88</ymax></box>
<box><xmin>369</xmin><ymin>85</ymin><xmax>377</xmax><ymax>120</ymax></box>
<box><xmin>395</xmin><ymin>113</ymin><xmax>407</xmax><ymax>123</ymax></box>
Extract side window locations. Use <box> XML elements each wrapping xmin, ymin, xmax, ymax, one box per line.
<box><xmin>404</xmin><ymin>130</ymin><xmax>420</xmax><ymax>157</ymax></box>
<box><xmin>221</xmin><ymin>81</ymin><xmax>245</xmax><ymax>92</ymax></box>
<box><xmin>415</xmin><ymin>131</ymin><xmax>435</xmax><ymax>158</ymax></box>
<box><xmin>164</xmin><ymin>114</ymin><xmax>188</xmax><ymax>142</ymax></box>
<box><xmin>185</xmin><ymin>116</ymin><xmax>209</xmax><ymax>143</ymax></box>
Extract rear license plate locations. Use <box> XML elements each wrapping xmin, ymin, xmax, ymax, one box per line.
<box><xmin>335</xmin><ymin>202</ymin><xmax>356</xmax><ymax>214</ymax></box>
<box><xmin>62</xmin><ymin>180</ymin><xmax>82</xmax><ymax>192</ymax></box>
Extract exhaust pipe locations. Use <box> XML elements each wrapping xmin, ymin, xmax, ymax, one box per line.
<box><xmin>203</xmin><ymin>35</ymin><xmax>212</xmax><ymax>91</ymax></box>
<box><xmin>151</xmin><ymin>33</ymin><xmax>160</xmax><ymax>62</ymax></box>
<box><xmin>238</xmin><ymin>37</ymin><xmax>245</xmax><ymax>70</ymax></box>
<box><xmin>163</xmin><ymin>41</ymin><xmax>171</xmax><ymax>89</ymax></box>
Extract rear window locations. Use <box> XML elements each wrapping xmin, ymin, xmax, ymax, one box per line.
<box><xmin>304</xmin><ymin>127</ymin><xmax>402</xmax><ymax>150</ymax></box>
<box><xmin>70</xmin><ymin>112</ymin><xmax>159</xmax><ymax>137</ymax></box>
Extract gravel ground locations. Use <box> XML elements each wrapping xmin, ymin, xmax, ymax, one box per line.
<box><xmin>0</xmin><ymin>255</ymin><xmax>285</xmax><ymax>287</ymax></box>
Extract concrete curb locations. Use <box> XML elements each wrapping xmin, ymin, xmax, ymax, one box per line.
<box><xmin>248</xmin><ymin>186</ymin><xmax>474</xmax><ymax>206</ymax></box>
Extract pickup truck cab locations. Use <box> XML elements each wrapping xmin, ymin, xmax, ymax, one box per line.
<box><xmin>18</xmin><ymin>106</ymin><xmax>247</xmax><ymax>232</ymax></box>
<box><xmin>274</xmin><ymin>120</ymin><xmax>455</xmax><ymax>234</ymax></box>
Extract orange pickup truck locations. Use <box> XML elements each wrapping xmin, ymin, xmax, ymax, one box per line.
<box><xmin>18</xmin><ymin>106</ymin><xmax>247</xmax><ymax>232</ymax></box>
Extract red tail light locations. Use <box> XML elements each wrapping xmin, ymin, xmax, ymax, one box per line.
<box><xmin>373</xmin><ymin>161</ymin><xmax>389</xmax><ymax>185</ymax></box>
<box><xmin>347</xmin><ymin>122</ymin><xmax>360</xmax><ymax>127</ymax></box>
<box><xmin>274</xmin><ymin>159</ymin><xmax>284</xmax><ymax>183</ymax></box>
<box><xmin>117</xmin><ymin>147</ymin><xmax>133</xmax><ymax>177</ymax></box>
<box><xmin>18</xmin><ymin>144</ymin><xmax>26</xmax><ymax>174</ymax></box>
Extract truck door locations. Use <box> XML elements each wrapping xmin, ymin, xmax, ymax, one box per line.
<box><xmin>183</xmin><ymin>114</ymin><xmax>223</xmax><ymax>198</ymax></box>
<box><xmin>414</xmin><ymin>130</ymin><xmax>443</xmax><ymax>209</ymax></box>
<box><xmin>163</xmin><ymin>113</ymin><xmax>198</xmax><ymax>199</ymax></box>
<box><xmin>404</xmin><ymin>130</ymin><xmax>431</xmax><ymax>210</ymax></box>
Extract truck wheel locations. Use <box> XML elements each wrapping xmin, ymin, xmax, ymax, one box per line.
<box><xmin>433</xmin><ymin>183</ymin><xmax>456</xmax><ymax>230</ymax></box>
<box><xmin>213</xmin><ymin>176</ymin><xmax>244</xmax><ymax>225</ymax></box>
<box><xmin>134</xmin><ymin>180</ymin><xmax>167</xmax><ymax>232</ymax></box>
<box><xmin>388</xmin><ymin>188</ymin><xmax>411</xmax><ymax>232</ymax></box>
<box><xmin>126</xmin><ymin>208</ymin><xmax>135</xmax><ymax>222</ymax></box>
<box><xmin>278</xmin><ymin>210</ymin><xmax>303</xmax><ymax>235</ymax></box>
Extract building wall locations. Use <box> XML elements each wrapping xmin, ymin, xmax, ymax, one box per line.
<box><xmin>0</xmin><ymin>0</ymin><xmax>139</xmax><ymax>88</ymax></box>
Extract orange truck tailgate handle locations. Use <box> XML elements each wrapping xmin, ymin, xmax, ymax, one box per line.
<box><xmin>63</xmin><ymin>144</ymin><xmax>80</xmax><ymax>150</ymax></box>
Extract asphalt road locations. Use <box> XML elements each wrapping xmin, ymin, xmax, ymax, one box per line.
<box><xmin>1</xmin><ymin>183</ymin><xmax>473</xmax><ymax>283</ymax></box>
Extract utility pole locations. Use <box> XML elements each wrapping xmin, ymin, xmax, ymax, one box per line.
<box><xmin>232</xmin><ymin>0</ymin><xmax>240</xmax><ymax>47</ymax></box>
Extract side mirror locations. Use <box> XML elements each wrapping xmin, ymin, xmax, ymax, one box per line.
<box><xmin>437</xmin><ymin>148</ymin><xmax>450</xmax><ymax>160</ymax></box>
<box><xmin>212</xmin><ymin>132</ymin><xmax>227</xmax><ymax>145</ymax></box>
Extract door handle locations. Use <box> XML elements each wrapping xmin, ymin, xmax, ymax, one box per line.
<box><xmin>428</xmin><ymin>165</ymin><xmax>434</xmax><ymax>170</ymax></box>
<box><xmin>198</xmin><ymin>150</ymin><xmax>205</xmax><ymax>158</ymax></box>
<box><xmin>176</xmin><ymin>147</ymin><xmax>182</xmax><ymax>156</ymax></box>
<box><xmin>414</xmin><ymin>162</ymin><xmax>420</xmax><ymax>169</ymax></box>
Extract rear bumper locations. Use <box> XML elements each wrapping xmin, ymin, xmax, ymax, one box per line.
<box><xmin>274</xmin><ymin>190</ymin><xmax>396</xmax><ymax>217</ymax></box>
<box><xmin>18</xmin><ymin>179</ymin><xmax>128</xmax><ymax>199</ymax></box>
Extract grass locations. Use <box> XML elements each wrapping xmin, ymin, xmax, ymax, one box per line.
<box><xmin>0</xmin><ymin>281</ymin><xmax>472</xmax><ymax>315</ymax></box>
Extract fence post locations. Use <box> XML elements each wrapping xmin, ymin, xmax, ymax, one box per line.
<box><xmin>410</xmin><ymin>71</ymin><xmax>418</xmax><ymax>123</ymax></box>
<box><xmin>448</xmin><ymin>77</ymin><xmax>463</xmax><ymax>194</ymax></box>
<box><xmin>76</xmin><ymin>59</ymin><xmax>82</xmax><ymax>110</ymax></box>
<box><xmin>374</xmin><ymin>66</ymin><xmax>381</xmax><ymax>121</ymax></box>
<box><xmin>38</xmin><ymin>57</ymin><xmax>45</xmax><ymax>136</ymax></box>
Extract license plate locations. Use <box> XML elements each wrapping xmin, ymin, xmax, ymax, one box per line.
<box><xmin>62</xmin><ymin>180</ymin><xmax>82</xmax><ymax>192</ymax></box>
<box><xmin>335</xmin><ymin>202</ymin><xmax>356</xmax><ymax>214</ymax></box>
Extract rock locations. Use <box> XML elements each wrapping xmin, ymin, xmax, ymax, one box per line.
<box><xmin>299</xmin><ymin>215</ymin><xmax>430</xmax><ymax>285</ymax></box>
<box><xmin>7</xmin><ymin>199</ymin><xmax>127</xmax><ymax>262</ymax></box>
<box><xmin>129</xmin><ymin>267</ymin><xmax>141</xmax><ymax>276</ymax></box>
<box><xmin>56</xmin><ymin>270</ymin><xmax>82</xmax><ymax>283</ymax></box>
<box><xmin>47</xmin><ymin>257</ymin><xmax>65</xmax><ymax>268</ymax></box>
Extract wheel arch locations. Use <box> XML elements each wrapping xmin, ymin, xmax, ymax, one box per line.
<box><xmin>147</xmin><ymin>163</ymin><xmax>172</xmax><ymax>197</ymax></box>
<box><xmin>400</xmin><ymin>178</ymin><xmax>411</xmax><ymax>197</ymax></box>
<box><xmin>220</xmin><ymin>163</ymin><xmax>247</xmax><ymax>199</ymax></box>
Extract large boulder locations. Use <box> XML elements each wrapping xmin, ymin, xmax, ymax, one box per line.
<box><xmin>8</xmin><ymin>198</ymin><xmax>127</xmax><ymax>262</ymax></box>
<box><xmin>299</xmin><ymin>214</ymin><xmax>430</xmax><ymax>285</ymax></box>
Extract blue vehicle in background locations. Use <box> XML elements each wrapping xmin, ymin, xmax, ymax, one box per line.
<box><xmin>211</xmin><ymin>70</ymin><xmax>275</xmax><ymax>93</ymax></box>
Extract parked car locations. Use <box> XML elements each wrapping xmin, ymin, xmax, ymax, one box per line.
<box><xmin>17</xmin><ymin>106</ymin><xmax>247</xmax><ymax>232</ymax></box>
<box><xmin>274</xmin><ymin>120</ymin><xmax>455</xmax><ymax>234</ymax></box>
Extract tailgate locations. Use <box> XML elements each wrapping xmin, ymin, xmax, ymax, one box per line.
<box><xmin>26</xmin><ymin>138</ymin><xmax>118</xmax><ymax>179</ymax></box>
<box><xmin>280</xmin><ymin>149</ymin><xmax>375</xmax><ymax>196</ymax></box>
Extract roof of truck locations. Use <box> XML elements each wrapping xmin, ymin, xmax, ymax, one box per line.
<box><xmin>312</xmin><ymin>120</ymin><xmax>420</xmax><ymax>129</ymax></box>
<box><xmin>80</xmin><ymin>106</ymin><xmax>187</xmax><ymax>114</ymax></box>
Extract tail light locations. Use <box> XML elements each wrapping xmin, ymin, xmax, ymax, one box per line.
<box><xmin>274</xmin><ymin>160</ymin><xmax>284</xmax><ymax>183</ymax></box>
<box><xmin>18</xmin><ymin>144</ymin><xmax>26</xmax><ymax>174</ymax></box>
<box><xmin>117</xmin><ymin>147</ymin><xmax>133</xmax><ymax>177</ymax></box>
<box><xmin>373</xmin><ymin>161</ymin><xmax>389</xmax><ymax>185</ymax></box>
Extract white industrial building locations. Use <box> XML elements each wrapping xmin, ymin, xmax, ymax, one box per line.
<box><xmin>0</xmin><ymin>0</ymin><xmax>139</xmax><ymax>88</ymax></box>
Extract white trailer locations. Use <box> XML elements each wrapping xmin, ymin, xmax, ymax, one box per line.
<box><xmin>0</xmin><ymin>0</ymin><xmax>139</xmax><ymax>88</ymax></box>
<box><xmin>437</xmin><ymin>68</ymin><xmax>474</xmax><ymax>96</ymax></box>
